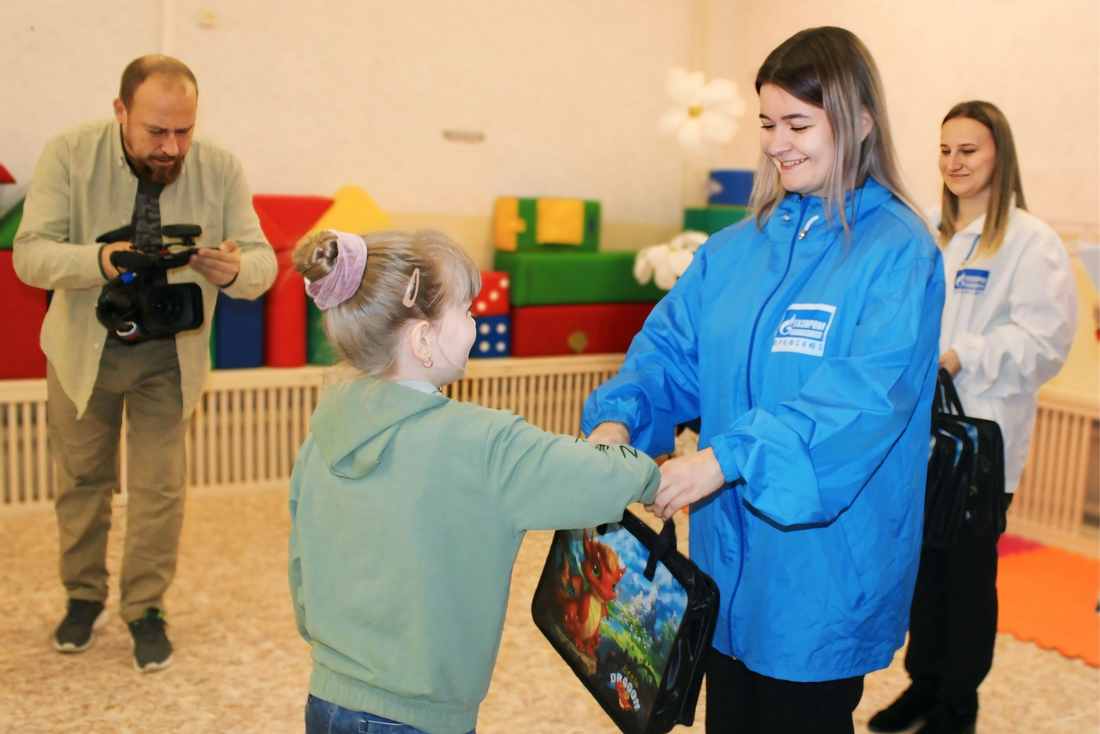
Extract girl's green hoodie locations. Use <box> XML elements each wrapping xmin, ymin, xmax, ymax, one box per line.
<box><xmin>289</xmin><ymin>379</ymin><xmax>660</xmax><ymax>734</ymax></box>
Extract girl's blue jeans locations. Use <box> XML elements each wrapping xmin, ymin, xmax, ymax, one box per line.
<box><xmin>305</xmin><ymin>694</ymin><xmax>475</xmax><ymax>734</ymax></box>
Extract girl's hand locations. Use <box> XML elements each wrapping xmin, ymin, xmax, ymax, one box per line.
<box><xmin>647</xmin><ymin>447</ymin><xmax>725</xmax><ymax>520</ymax></box>
<box><xmin>939</xmin><ymin>349</ymin><xmax>962</xmax><ymax>378</ymax></box>
<box><xmin>586</xmin><ymin>421</ymin><xmax>630</xmax><ymax>446</ymax></box>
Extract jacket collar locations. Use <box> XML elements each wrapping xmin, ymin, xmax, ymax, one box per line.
<box><xmin>766</xmin><ymin>178</ymin><xmax>895</xmax><ymax>244</ymax></box>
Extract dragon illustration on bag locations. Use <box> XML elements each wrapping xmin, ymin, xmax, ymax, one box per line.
<box><xmin>557</xmin><ymin>530</ymin><xmax>626</xmax><ymax>656</ymax></box>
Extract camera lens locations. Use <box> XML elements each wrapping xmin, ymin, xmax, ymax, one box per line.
<box><xmin>148</xmin><ymin>287</ymin><xmax>184</xmax><ymax>324</ymax></box>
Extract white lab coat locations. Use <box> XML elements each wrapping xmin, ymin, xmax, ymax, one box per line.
<box><xmin>932</xmin><ymin>205</ymin><xmax>1078</xmax><ymax>493</ymax></box>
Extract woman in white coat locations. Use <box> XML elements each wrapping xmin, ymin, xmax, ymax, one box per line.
<box><xmin>870</xmin><ymin>101</ymin><xmax>1078</xmax><ymax>734</ymax></box>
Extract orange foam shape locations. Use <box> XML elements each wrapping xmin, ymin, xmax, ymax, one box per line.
<box><xmin>307</xmin><ymin>186</ymin><xmax>392</xmax><ymax>237</ymax></box>
<box><xmin>997</xmin><ymin>546</ymin><xmax>1099</xmax><ymax>667</ymax></box>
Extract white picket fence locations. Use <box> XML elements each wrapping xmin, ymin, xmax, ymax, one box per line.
<box><xmin>1</xmin><ymin>358</ymin><xmax>1097</xmax><ymax>552</ymax></box>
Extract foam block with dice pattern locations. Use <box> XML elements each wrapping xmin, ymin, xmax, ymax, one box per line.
<box><xmin>474</xmin><ymin>271</ymin><xmax>510</xmax><ymax>316</ymax></box>
<box><xmin>471</xmin><ymin>315</ymin><xmax>511</xmax><ymax>358</ymax></box>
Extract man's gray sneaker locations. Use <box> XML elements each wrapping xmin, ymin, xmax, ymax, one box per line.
<box><xmin>53</xmin><ymin>599</ymin><xmax>108</xmax><ymax>653</ymax></box>
<box><xmin>128</xmin><ymin>607</ymin><xmax>173</xmax><ymax>673</ymax></box>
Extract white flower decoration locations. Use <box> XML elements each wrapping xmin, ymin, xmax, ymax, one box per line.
<box><xmin>658</xmin><ymin>68</ymin><xmax>746</xmax><ymax>154</ymax></box>
<box><xmin>634</xmin><ymin>230</ymin><xmax>709</xmax><ymax>291</ymax></box>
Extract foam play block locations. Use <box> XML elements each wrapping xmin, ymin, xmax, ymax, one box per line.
<box><xmin>208</xmin><ymin>310</ymin><xmax>217</xmax><ymax>369</ymax></box>
<box><xmin>264</xmin><ymin>250</ymin><xmax>307</xmax><ymax>367</ymax></box>
<box><xmin>307</xmin><ymin>300</ymin><xmax>338</xmax><ymax>366</ymax></box>
<box><xmin>307</xmin><ymin>186</ymin><xmax>392</xmax><ymax>237</ymax></box>
<box><xmin>0</xmin><ymin>250</ymin><xmax>47</xmax><ymax>378</ymax></box>
<box><xmin>471</xmin><ymin>315</ymin><xmax>511</xmax><ymax>358</ymax></box>
<box><xmin>473</xmin><ymin>271</ymin><xmax>510</xmax><ymax>317</ymax></box>
<box><xmin>683</xmin><ymin>205</ymin><xmax>750</xmax><ymax>235</ymax></box>
<box><xmin>708</xmin><ymin>169</ymin><xmax>755</xmax><ymax>206</ymax></box>
<box><xmin>511</xmin><ymin>303</ymin><xmax>654</xmax><ymax>357</ymax></box>
<box><xmin>493</xmin><ymin>197</ymin><xmax>600</xmax><ymax>252</ymax></box>
<box><xmin>214</xmin><ymin>291</ymin><xmax>264</xmax><ymax>369</ymax></box>
<box><xmin>0</xmin><ymin>198</ymin><xmax>24</xmax><ymax>250</ymax></box>
<box><xmin>493</xmin><ymin>250</ymin><xmax>665</xmax><ymax>307</ymax></box>
<box><xmin>252</xmin><ymin>194</ymin><xmax>334</xmax><ymax>251</ymax></box>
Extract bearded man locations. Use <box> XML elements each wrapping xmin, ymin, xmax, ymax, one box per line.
<box><xmin>13</xmin><ymin>55</ymin><xmax>275</xmax><ymax>672</ymax></box>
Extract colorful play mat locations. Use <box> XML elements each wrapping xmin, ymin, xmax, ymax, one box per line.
<box><xmin>997</xmin><ymin>534</ymin><xmax>1100</xmax><ymax>667</ymax></box>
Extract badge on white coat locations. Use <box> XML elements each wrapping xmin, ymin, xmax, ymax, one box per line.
<box><xmin>954</xmin><ymin>269</ymin><xmax>990</xmax><ymax>294</ymax></box>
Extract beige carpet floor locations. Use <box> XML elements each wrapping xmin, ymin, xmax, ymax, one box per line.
<box><xmin>0</xmin><ymin>488</ymin><xmax>1096</xmax><ymax>733</ymax></box>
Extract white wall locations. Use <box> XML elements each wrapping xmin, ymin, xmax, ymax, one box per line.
<box><xmin>2</xmin><ymin>0</ymin><xmax>1096</xmax><ymax>233</ymax></box>
<box><xmin>0</xmin><ymin>0</ymin><xmax>695</xmax><ymax>226</ymax></box>
<box><xmin>706</xmin><ymin>0</ymin><xmax>1100</xmax><ymax>229</ymax></box>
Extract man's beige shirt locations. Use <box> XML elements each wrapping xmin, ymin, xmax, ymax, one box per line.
<box><xmin>14</xmin><ymin>119</ymin><xmax>276</xmax><ymax>419</ymax></box>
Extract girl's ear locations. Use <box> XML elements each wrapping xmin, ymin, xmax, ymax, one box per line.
<box><xmin>859</xmin><ymin>107</ymin><xmax>875</xmax><ymax>142</ymax></box>
<box><xmin>408</xmin><ymin>320</ymin><xmax>433</xmax><ymax>363</ymax></box>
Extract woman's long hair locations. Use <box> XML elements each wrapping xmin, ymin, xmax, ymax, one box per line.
<box><xmin>749</xmin><ymin>26</ymin><xmax>918</xmax><ymax>238</ymax></box>
<box><xmin>938</xmin><ymin>101</ymin><xmax>1025</xmax><ymax>259</ymax></box>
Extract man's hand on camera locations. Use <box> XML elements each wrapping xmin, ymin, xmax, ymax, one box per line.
<box><xmin>100</xmin><ymin>241</ymin><xmax>133</xmax><ymax>280</ymax></box>
<box><xmin>190</xmin><ymin>239</ymin><xmax>242</xmax><ymax>287</ymax></box>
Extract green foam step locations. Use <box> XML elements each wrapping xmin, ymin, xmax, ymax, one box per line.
<box><xmin>683</xmin><ymin>205</ymin><xmax>749</xmax><ymax>235</ymax></box>
<box><xmin>493</xmin><ymin>250</ymin><xmax>665</xmax><ymax>307</ymax></box>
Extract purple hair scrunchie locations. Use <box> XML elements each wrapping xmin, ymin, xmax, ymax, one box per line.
<box><xmin>305</xmin><ymin>231</ymin><xmax>368</xmax><ymax>310</ymax></box>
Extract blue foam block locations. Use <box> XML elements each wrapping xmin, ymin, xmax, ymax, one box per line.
<box><xmin>214</xmin><ymin>291</ymin><xmax>265</xmax><ymax>369</ymax></box>
<box><xmin>471</xmin><ymin>315</ymin><xmax>511</xmax><ymax>358</ymax></box>
<box><xmin>708</xmin><ymin>169</ymin><xmax>755</xmax><ymax>206</ymax></box>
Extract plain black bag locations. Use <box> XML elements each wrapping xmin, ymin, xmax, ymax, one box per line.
<box><xmin>531</xmin><ymin>511</ymin><xmax>719</xmax><ymax>734</ymax></box>
<box><xmin>924</xmin><ymin>369</ymin><xmax>1008</xmax><ymax>548</ymax></box>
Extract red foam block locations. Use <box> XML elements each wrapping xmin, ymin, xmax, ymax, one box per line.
<box><xmin>511</xmin><ymin>302</ymin><xmax>654</xmax><ymax>357</ymax></box>
<box><xmin>474</xmin><ymin>271</ymin><xmax>510</xmax><ymax>316</ymax></box>
<box><xmin>0</xmin><ymin>251</ymin><xmax>47</xmax><ymax>378</ymax></box>
<box><xmin>252</xmin><ymin>195</ymin><xmax>334</xmax><ymax>251</ymax></box>
<box><xmin>264</xmin><ymin>249</ymin><xmax>307</xmax><ymax>367</ymax></box>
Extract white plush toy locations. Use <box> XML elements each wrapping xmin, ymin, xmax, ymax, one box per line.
<box><xmin>633</xmin><ymin>230</ymin><xmax>709</xmax><ymax>291</ymax></box>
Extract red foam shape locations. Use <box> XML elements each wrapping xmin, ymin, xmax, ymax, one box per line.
<box><xmin>511</xmin><ymin>303</ymin><xmax>654</xmax><ymax>357</ymax></box>
<box><xmin>0</xmin><ymin>164</ymin><xmax>14</xmax><ymax>184</ymax></box>
<box><xmin>264</xmin><ymin>249</ymin><xmax>307</xmax><ymax>367</ymax></box>
<box><xmin>997</xmin><ymin>533</ymin><xmax>1045</xmax><ymax>557</ymax></box>
<box><xmin>474</xmin><ymin>271</ymin><xmax>510</xmax><ymax>317</ymax></box>
<box><xmin>252</xmin><ymin>195</ymin><xmax>334</xmax><ymax>252</ymax></box>
<box><xmin>0</xmin><ymin>251</ymin><xmax>47</xmax><ymax>378</ymax></box>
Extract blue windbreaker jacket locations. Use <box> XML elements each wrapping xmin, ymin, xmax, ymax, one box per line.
<box><xmin>582</xmin><ymin>179</ymin><xmax>945</xmax><ymax>682</ymax></box>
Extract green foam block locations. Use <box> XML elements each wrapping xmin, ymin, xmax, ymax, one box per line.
<box><xmin>208</xmin><ymin>310</ymin><xmax>217</xmax><ymax>369</ymax></box>
<box><xmin>307</xmin><ymin>300</ymin><xmax>339</xmax><ymax>366</ymax></box>
<box><xmin>683</xmin><ymin>205</ymin><xmax>749</xmax><ymax>235</ymax></box>
<box><xmin>0</xmin><ymin>198</ymin><xmax>24</xmax><ymax>250</ymax></box>
<box><xmin>493</xmin><ymin>250</ymin><xmax>665</xmax><ymax>307</ymax></box>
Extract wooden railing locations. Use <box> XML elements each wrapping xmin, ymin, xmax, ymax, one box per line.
<box><xmin>2</xmin><ymin>361</ymin><xmax>1097</xmax><ymax>554</ymax></box>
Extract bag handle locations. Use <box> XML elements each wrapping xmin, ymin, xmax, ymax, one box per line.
<box><xmin>936</xmin><ymin>368</ymin><xmax>966</xmax><ymax>417</ymax></box>
<box><xmin>644</xmin><ymin>519</ymin><xmax>678</xmax><ymax>581</ymax></box>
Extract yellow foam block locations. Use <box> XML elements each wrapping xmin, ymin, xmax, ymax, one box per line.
<box><xmin>536</xmin><ymin>198</ymin><xmax>584</xmax><ymax>246</ymax></box>
<box><xmin>493</xmin><ymin>197</ymin><xmax>525</xmax><ymax>252</ymax></box>
<box><xmin>307</xmin><ymin>185</ymin><xmax>393</xmax><ymax>237</ymax></box>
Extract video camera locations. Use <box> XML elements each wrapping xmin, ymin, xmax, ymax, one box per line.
<box><xmin>94</xmin><ymin>224</ymin><xmax>205</xmax><ymax>341</ymax></box>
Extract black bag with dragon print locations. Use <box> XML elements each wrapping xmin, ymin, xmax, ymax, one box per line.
<box><xmin>531</xmin><ymin>510</ymin><xmax>719</xmax><ymax>734</ymax></box>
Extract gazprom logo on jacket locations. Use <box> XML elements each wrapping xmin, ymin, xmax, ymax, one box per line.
<box><xmin>772</xmin><ymin>303</ymin><xmax>837</xmax><ymax>357</ymax></box>
<box><xmin>954</xmin><ymin>269</ymin><xmax>989</xmax><ymax>294</ymax></box>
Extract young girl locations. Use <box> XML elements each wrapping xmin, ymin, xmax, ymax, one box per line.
<box><xmin>287</xmin><ymin>228</ymin><xmax>660</xmax><ymax>734</ymax></box>
<box><xmin>585</xmin><ymin>27</ymin><xmax>944</xmax><ymax>733</ymax></box>
<box><xmin>870</xmin><ymin>102</ymin><xmax>1077</xmax><ymax>734</ymax></box>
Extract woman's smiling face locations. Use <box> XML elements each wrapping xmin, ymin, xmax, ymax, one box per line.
<box><xmin>758</xmin><ymin>83</ymin><xmax>836</xmax><ymax>197</ymax></box>
<box><xmin>940</xmin><ymin>116</ymin><xmax>997</xmax><ymax>201</ymax></box>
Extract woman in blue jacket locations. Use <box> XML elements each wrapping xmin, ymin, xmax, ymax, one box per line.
<box><xmin>584</xmin><ymin>27</ymin><xmax>945</xmax><ymax>734</ymax></box>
